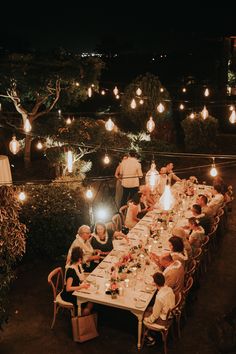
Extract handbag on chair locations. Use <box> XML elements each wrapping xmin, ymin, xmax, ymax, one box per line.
<box><xmin>71</xmin><ymin>313</ymin><xmax>98</xmax><ymax>342</ymax></box>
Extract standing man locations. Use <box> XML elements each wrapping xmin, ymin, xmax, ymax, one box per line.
<box><xmin>120</xmin><ymin>150</ymin><xmax>143</xmax><ymax>206</ymax></box>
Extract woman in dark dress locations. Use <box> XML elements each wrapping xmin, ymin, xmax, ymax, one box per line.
<box><xmin>91</xmin><ymin>222</ymin><xmax>114</xmax><ymax>257</ymax></box>
<box><xmin>61</xmin><ymin>246</ymin><xmax>92</xmax><ymax>315</ymax></box>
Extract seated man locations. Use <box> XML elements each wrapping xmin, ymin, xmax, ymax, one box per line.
<box><xmin>150</xmin><ymin>253</ymin><xmax>185</xmax><ymax>295</ymax></box>
<box><xmin>143</xmin><ymin>272</ymin><xmax>175</xmax><ymax>347</ymax></box>
<box><xmin>208</xmin><ymin>184</ymin><xmax>224</xmax><ymax>216</ymax></box>
<box><xmin>66</xmin><ymin>225</ymin><xmax>100</xmax><ymax>272</ymax></box>
<box><xmin>165</xmin><ymin>162</ymin><xmax>181</xmax><ymax>184</ymax></box>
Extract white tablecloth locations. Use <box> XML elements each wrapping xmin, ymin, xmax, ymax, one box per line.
<box><xmin>0</xmin><ymin>155</ymin><xmax>12</xmax><ymax>184</ymax></box>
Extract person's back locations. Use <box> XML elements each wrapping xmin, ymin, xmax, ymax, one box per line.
<box><xmin>163</xmin><ymin>260</ymin><xmax>185</xmax><ymax>295</ymax></box>
<box><xmin>120</xmin><ymin>155</ymin><xmax>142</xmax><ymax>188</ymax></box>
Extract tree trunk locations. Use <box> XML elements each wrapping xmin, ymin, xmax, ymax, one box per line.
<box><xmin>24</xmin><ymin>135</ymin><xmax>32</xmax><ymax>168</ymax></box>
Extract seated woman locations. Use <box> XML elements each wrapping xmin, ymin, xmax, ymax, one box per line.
<box><xmin>187</xmin><ymin>217</ymin><xmax>206</xmax><ymax>254</ymax></box>
<box><xmin>61</xmin><ymin>246</ymin><xmax>93</xmax><ymax>316</ymax></box>
<box><xmin>125</xmin><ymin>193</ymin><xmax>145</xmax><ymax>229</ymax></box>
<box><xmin>168</xmin><ymin>236</ymin><xmax>188</xmax><ymax>268</ymax></box>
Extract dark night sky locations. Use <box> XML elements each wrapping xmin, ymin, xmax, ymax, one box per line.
<box><xmin>0</xmin><ymin>3</ymin><xmax>235</xmax><ymax>52</ymax></box>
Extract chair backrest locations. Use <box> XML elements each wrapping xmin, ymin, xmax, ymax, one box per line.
<box><xmin>119</xmin><ymin>205</ymin><xmax>128</xmax><ymax>225</ymax></box>
<box><xmin>192</xmin><ymin>248</ymin><xmax>202</xmax><ymax>263</ymax></box>
<box><xmin>48</xmin><ymin>267</ymin><xmax>64</xmax><ymax>301</ymax></box>
<box><xmin>169</xmin><ymin>292</ymin><xmax>182</xmax><ymax>319</ymax></box>
<box><xmin>185</xmin><ymin>259</ymin><xmax>196</xmax><ymax>279</ymax></box>
<box><xmin>183</xmin><ymin>276</ymin><xmax>194</xmax><ymax>297</ymax></box>
<box><xmin>217</xmin><ymin>208</ymin><xmax>224</xmax><ymax>218</ymax></box>
<box><xmin>111</xmin><ymin>213</ymin><xmax>123</xmax><ymax>231</ymax></box>
<box><xmin>201</xmin><ymin>235</ymin><xmax>210</xmax><ymax>249</ymax></box>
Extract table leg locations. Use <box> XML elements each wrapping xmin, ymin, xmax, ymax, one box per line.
<box><xmin>137</xmin><ymin>317</ymin><xmax>143</xmax><ymax>350</ymax></box>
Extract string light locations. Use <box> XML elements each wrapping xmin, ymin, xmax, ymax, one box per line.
<box><xmin>36</xmin><ymin>141</ymin><xmax>43</xmax><ymax>150</ymax></box>
<box><xmin>130</xmin><ymin>99</ymin><xmax>137</xmax><ymax>109</ymax></box>
<box><xmin>88</xmin><ymin>87</ymin><xmax>92</xmax><ymax>97</ymax></box>
<box><xmin>24</xmin><ymin>118</ymin><xmax>32</xmax><ymax>133</ymax></box>
<box><xmin>101</xmin><ymin>90</ymin><xmax>106</xmax><ymax>95</ymax></box>
<box><xmin>9</xmin><ymin>135</ymin><xmax>20</xmax><ymax>155</ymax></box>
<box><xmin>139</xmin><ymin>99</ymin><xmax>144</xmax><ymax>105</ymax></box>
<box><xmin>18</xmin><ymin>191</ymin><xmax>26</xmax><ymax>201</ymax></box>
<box><xmin>75</xmin><ymin>82</ymin><xmax>80</xmax><ymax>87</ymax></box>
<box><xmin>182</xmin><ymin>87</ymin><xmax>187</xmax><ymax>93</ymax></box>
<box><xmin>66</xmin><ymin>117</ymin><xmax>72</xmax><ymax>125</ymax></box>
<box><xmin>113</xmin><ymin>86</ymin><xmax>119</xmax><ymax>96</ymax></box>
<box><xmin>103</xmin><ymin>153</ymin><xmax>110</xmax><ymax>164</ymax></box>
<box><xmin>201</xmin><ymin>105</ymin><xmax>209</xmax><ymax>119</ymax></box>
<box><xmin>115</xmin><ymin>94</ymin><xmax>120</xmax><ymax>100</ymax></box>
<box><xmin>189</xmin><ymin>112</ymin><xmax>195</xmax><ymax>119</ymax></box>
<box><xmin>229</xmin><ymin>105</ymin><xmax>234</xmax><ymax>111</ymax></box>
<box><xmin>58</xmin><ymin>109</ymin><xmax>62</xmax><ymax>118</ymax></box>
<box><xmin>105</xmin><ymin>118</ymin><xmax>115</xmax><ymax>131</ymax></box>
<box><xmin>146</xmin><ymin>116</ymin><xmax>155</xmax><ymax>133</ymax></box>
<box><xmin>160</xmin><ymin>88</ymin><xmax>164</xmax><ymax>93</ymax></box>
<box><xmin>229</xmin><ymin>110</ymin><xmax>236</xmax><ymax>124</ymax></box>
<box><xmin>210</xmin><ymin>157</ymin><xmax>218</xmax><ymax>177</ymax></box>
<box><xmin>86</xmin><ymin>186</ymin><xmax>93</xmax><ymax>199</ymax></box>
<box><xmin>136</xmin><ymin>88</ymin><xmax>142</xmax><ymax>96</ymax></box>
<box><xmin>157</xmin><ymin>103</ymin><xmax>165</xmax><ymax>113</ymax></box>
<box><xmin>179</xmin><ymin>103</ymin><xmax>184</xmax><ymax>110</ymax></box>
<box><xmin>67</xmin><ymin>150</ymin><xmax>73</xmax><ymax>173</ymax></box>
<box><xmin>204</xmin><ymin>88</ymin><xmax>210</xmax><ymax>97</ymax></box>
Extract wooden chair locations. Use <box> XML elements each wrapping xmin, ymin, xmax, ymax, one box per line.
<box><xmin>177</xmin><ymin>276</ymin><xmax>194</xmax><ymax>329</ymax></box>
<box><xmin>184</xmin><ymin>259</ymin><xmax>196</xmax><ymax>285</ymax></box>
<box><xmin>192</xmin><ymin>248</ymin><xmax>202</xmax><ymax>283</ymax></box>
<box><xmin>48</xmin><ymin>267</ymin><xmax>75</xmax><ymax>329</ymax></box>
<box><xmin>119</xmin><ymin>205</ymin><xmax>128</xmax><ymax>226</ymax></box>
<box><xmin>142</xmin><ymin>293</ymin><xmax>182</xmax><ymax>354</ymax></box>
<box><xmin>111</xmin><ymin>213</ymin><xmax>123</xmax><ymax>231</ymax></box>
<box><xmin>200</xmin><ymin>235</ymin><xmax>210</xmax><ymax>273</ymax></box>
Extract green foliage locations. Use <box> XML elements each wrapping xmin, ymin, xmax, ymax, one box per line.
<box><xmin>20</xmin><ymin>183</ymin><xmax>89</xmax><ymax>259</ymax></box>
<box><xmin>120</xmin><ymin>73</ymin><xmax>172</xmax><ymax>133</ymax></box>
<box><xmin>181</xmin><ymin>114</ymin><xmax>219</xmax><ymax>152</ymax></box>
<box><xmin>0</xmin><ymin>186</ymin><xmax>26</xmax><ymax>328</ymax></box>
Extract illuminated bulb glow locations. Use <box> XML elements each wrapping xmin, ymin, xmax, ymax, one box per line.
<box><xmin>159</xmin><ymin>184</ymin><xmax>175</xmax><ymax>211</ymax></box>
<box><xmin>179</xmin><ymin>104</ymin><xmax>184</xmax><ymax>110</ymax></box>
<box><xmin>204</xmin><ymin>88</ymin><xmax>209</xmax><ymax>97</ymax></box>
<box><xmin>210</xmin><ymin>166</ymin><xmax>217</xmax><ymax>177</ymax></box>
<box><xmin>24</xmin><ymin>118</ymin><xmax>32</xmax><ymax>133</ymax></box>
<box><xmin>105</xmin><ymin>118</ymin><xmax>114</xmax><ymax>131</ymax></box>
<box><xmin>116</xmin><ymin>94</ymin><xmax>120</xmax><ymax>99</ymax></box>
<box><xmin>190</xmin><ymin>112</ymin><xmax>195</xmax><ymax>119</ymax></box>
<box><xmin>229</xmin><ymin>105</ymin><xmax>234</xmax><ymax>111</ymax></box>
<box><xmin>95</xmin><ymin>208</ymin><xmax>108</xmax><ymax>221</ymax></box>
<box><xmin>201</xmin><ymin>106</ymin><xmax>209</xmax><ymax>119</ymax></box>
<box><xmin>146</xmin><ymin>162</ymin><xmax>159</xmax><ymax>191</ymax></box>
<box><xmin>75</xmin><ymin>82</ymin><xmax>80</xmax><ymax>86</ymax></box>
<box><xmin>58</xmin><ymin>109</ymin><xmax>61</xmax><ymax>116</ymax></box>
<box><xmin>146</xmin><ymin>116</ymin><xmax>155</xmax><ymax>132</ymax></box>
<box><xmin>229</xmin><ymin>110</ymin><xmax>236</xmax><ymax>124</ymax></box>
<box><xmin>86</xmin><ymin>188</ymin><xmax>93</xmax><ymax>199</ymax></box>
<box><xmin>88</xmin><ymin>87</ymin><xmax>92</xmax><ymax>97</ymax></box>
<box><xmin>19</xmin><ymin>191</ymin><xmax>26</xmax><ymax>201</ymax></box>
<box><xmin>157</xmin><ymin>103</ymin><xmax>165</xmax><ymax>113</ymax></box>
<box><xmin>130</xmin><ymin>99</ymin><xmax>136</xmax><ymax>109</ymax></box>
<box><xmin>101</xmin><ymin>90</ymin><xmax>105</xmax><ymax>95</ymax></box>
<box><xmin>182</xmin><ymin>88</ymin><xmax>186</xmax><ymax>92</ymax></box>
<box><xmin>9</xmin><ymin>136</ymin><xmax>20</xmax><ymax>155</ymax></box>
<box><xmin>66</xmin><ymin>117</ymin><xmax>72</xmax><ymax>125</ymax></box>
<box><xmin>160</xmin><ymin>88</ymin><xmax>164</xmax><ymax>92</ymax></box>
<box><xmin>136</xmin><ymin>88</ymin><xmax>142</xmax><ymax>96</ymax></box>
<box><xmin>113</xmin><ymin>86</ymin><xmax>119</xmax><ymax>96</ymax></box>
<box><xmin>67</xmin><ymin>151</ymin><xmax>73</xmax><ymax>172</ymax></box>
<box><xmin>37</xmin><ymin>141</ymin><xmax>43</xmax><ymax>150</ymax></box>
<box><xmin>104</xmin><ymin>154</ymin><xmax>110</xmax><ymax>164</ymax></box>
<box><xmin>139</xmin><ymin>99</ymin><xmax>144</xmax><ymax>104</ymax></box>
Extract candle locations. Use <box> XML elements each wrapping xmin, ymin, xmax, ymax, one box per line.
<box><xmin>124</xmin><ymin>279</ymin><xmax>129</xmax><ymax>288</ymax></box>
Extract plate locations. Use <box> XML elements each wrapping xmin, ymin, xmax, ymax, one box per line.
<box><xmin>99</xmin><ymin>263</ymin><xmax>108</xmax><ymax>269</ymax></box>
<box><xmin>135</xmin><ymin>301</ymin><xmax>145</xmax><ymax>309</ymax></box>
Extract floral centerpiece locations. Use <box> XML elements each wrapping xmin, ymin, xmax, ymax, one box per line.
<box><xmin>105</xmin><ymin>266</ymin><xmax>120</xmax><ymax>298</ymax></box>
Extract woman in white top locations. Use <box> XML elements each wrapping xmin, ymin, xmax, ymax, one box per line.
<box><xmin>168</xmin><ymin>236</ymin><xmax>188</xmax><ymax>268</ymax></box>
<box><xmin>187</xmin><ymin>217</ymin><xmax>205</xmax><ymax>253</ymax></box>
<box><xmin>125</xmin><ymin>193</ymin><xmax>142</xmax><ymax>229</ymax></box>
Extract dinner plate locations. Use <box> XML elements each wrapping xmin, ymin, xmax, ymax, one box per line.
<box><xmin>135</xmin><ymin>301</ymin><xmax>145</xmax><ymax>309</ymax></box>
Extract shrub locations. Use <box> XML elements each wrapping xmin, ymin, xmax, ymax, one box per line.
<box><xmin>20</xmin><ymin>183</ymin><xmax>89</xmax><ymax>260</ymax></box>
<box><xmin>181</xmin><ymin>114</ymin><xmax>218</xmax><ymax>152</ymax></box>
<box><xmin>0</xmin><ymin>186</ymin><xmax>26</xmax><ymax>328</ymax></box>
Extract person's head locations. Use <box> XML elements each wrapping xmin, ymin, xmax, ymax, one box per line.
<box><xmin>131</xmin><ymin>192</ymin><xmax>141</xmax><ymax>205</ymax></box>
<box><xmin>213</xmin><ymin>176</ymin><xmax>223</xmax><ymax>186</ymax></box>
<box><xmin>197</xmin><ymin>194</ymin><xmax>208</xmax><ymax>206</ymax></box>
<box><xmin>129</xmin><ymin>150</ymin><xmax>137</xmax><ymax>158</ymax></box>
<box><xmin>172</xmin><ymin>227</ymin><xmax>187</xmax><ymax>239</ymax></box>
<box><xmin>160</xmin><ymin>167</ymin><xmax>167</xmax><ymax>175</ymax></box>
<box><xmin>214</xmin><ymin>184</ymin><xmax>223</xmax><ymax>194</ymax></box>
<box><xmin>166</xmin><ymin>162</ymin><xmax>174</xmax><ymax>172</ymax></box>
<box><xmin>159</xmin><ymin>253</ymin><xmax>173</xmax><ymax>268</ymax></box>
<box><xmin>168</xmin><ymin>236</ymin><xmax>184</xmax><ymax>253</ymax></box>
<box><xmin>78</xmin><ymin>225</ymin><xmax>91</xmax><ymax>240</ymax></box>
<box><xmin>191</xmin><ymin>204</ymin><xmax>202</xmax><ymax>216</ymax></box>
<box><xmin>70</xmin><ymin>246</ymin><xmax>83</xmax><ymax>265</ymax></box>
<box><xmin>188</xmin><ymin>217</ymin><xmax>200</xmax><ymax>229</ymax></box>
<box><xmin>152</xmin><ymin>272</ymin><xmax>165</xmax><ymax>288</ymax></box>
<box><xmin>94</xmin><ymin>222</ymin><xmax>107</xmax><ymax>239</ymax></box>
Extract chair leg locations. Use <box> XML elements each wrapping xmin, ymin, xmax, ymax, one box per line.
<box><xmin>51</xmin><ymin>303</ymin><xmax>57</xmax><ymax>329</ymax></box>
<box><xmin>161</xmin><ymin>330</ymin><xmax>168</xmax><ymax>354</ymax></box>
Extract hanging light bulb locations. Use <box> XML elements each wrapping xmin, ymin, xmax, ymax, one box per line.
<box><xmin>136</xmin><ymin>88</ymin><xmax>142</xmax><ymax>96</ymax></box>
<box><xmin>229</xmin><ymin>105</ymin><xmax>234</xmax><ymax>111</ymax></box>
<box><xmin>36</xmin><ymin>141</ymin><xmax>43</xmax><ymax>150</ymax></box>
<box><xmin>67</xmin><ymin>151</ymin><xmax>73</xmax><ymax>173</ymax></box>
<box><xmin>146</xmin><ymin>116</ymin><xmax>155</xmax><ymax>133</ymax></box>
<box><xmin>157</xmin><ymin>103</ymin><xmax>165</xmax><ymax>113</ymax></box>
<box><xmin>113</xmin><ymin>86</ymin><xmax>119</xmax><ymax>96</ymax></box>
<box><xmin>146</xmin><ymin>161</ymin><xmax>159</xmax><ymax>191</ymax></box>
<box><xmin>58</xmin><ymin>109</ymin><xmax>62</xmax><ymax>118</ymax></box>
<box><xmin>189</xmin><ymin>112</ymin><xmax>195</xmax><ymax>119</ymax></box>
<box><xmin>210</xmin><ymin>157</ymin><xmax>218</xmax><ymax>177</ymax></box>
<box><xmin>159</xmin><ymin>181</ymin><xmax>175</xmax><ymax>211</ymax></box>
<box><xmin>66</xmin><ymin>117</ymin><xmax>72</xmax><ymax>125</ymax></box>
<box><xmin>88</xmin><ymin>87</ymin><xmax>92</xmax><ymax>97</ymax></box>
<box><xmin>103</xmin><ymin>153</ymin><xmax>110</xmax><ymax>164</ymax></box>
<box><xmin>9</xmin><ymin>135</ymin><xmax>20</xmax><ymax>155</ymax></box>
<box><xmin>19</xmin><ymin>191</ymin><xmax>26</xmax><ymax>201</ymax></box>
<box><xmin>24</xmin><ymin>118</ymin><xmax>32</xmax><ymax>133</ymax></box>
<box><xmin>204</xmin><ymin>88</ymin><xmax>210</xmax><ymax>97</ymax></box>
<box><xmin>115</xmin><ymin>94</ymin><xmax>120</xmax><ymax>99</ymax></box>
<box><xmin>101</xmin><ymin>90</ymin><xmax>105</xmax><ymax>95</ymax></box>
<box><xmin>201</xmin><ymin>105</ymin><xmax>209</xmax><ymax>119</ymax></box>
<box><xmin>139</xmin><ymin>99</ymin><xmax>144</xmax><ymax>105</ymax></box>
<box><xmin>75</xmin><ymin>82</ymin><xmax>80</xmax><ymax>87</ymax></box>
<box><xmin>130</xmin><ymin>99</ymin><xmax>137</xmax><ymax>109</ymax></box>
<box><xmin>179</xmin><ymin>103</ymin><xmax>184</xmax><ymax>110</ymax></box>
<box><xmin>105</xmin><ymin>118</ymin><xmax>114</xmax><ymax>131</ymax></box>
<box><xmin>182</xmin><ymin>87</ymin><xmax>187</xmax><ymax>93</ymax></box>
<box><xmin>86</xmin><ymin>187</ymin><xmax>93</xmax><ymax>199</ymax></box>
<box><xmin>160</xmin><ymin>88</ymin><xmax>164</xmax><ymax>93</ymax></box>
<box><xmin>229</xmin><ymin>110</ymin><xmax>236</xmax><ymax>124</ymax></box>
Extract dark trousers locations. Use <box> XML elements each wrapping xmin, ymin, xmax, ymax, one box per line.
<box><xmin>120</xmin><ymin>186</ymin><xmax>139</xmax><ymax>207</ymax></box>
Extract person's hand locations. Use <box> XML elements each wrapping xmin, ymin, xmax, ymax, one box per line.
<box><xmin>93</xmin><ymin>254</ymin><xmax>100</xmax><ymax>261</ymax></box>
<box><xmin>81</xmin><ymin>282</ymin><xmax>90</xmax><ymax>290</ymax></box>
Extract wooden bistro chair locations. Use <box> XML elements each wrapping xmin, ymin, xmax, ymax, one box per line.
<box><xmin>142</xmin><ymin>293</ymin><xmax>182</xmax><ymax>354</ymax></box>
<box><xmin>111</xmin><ymin>213</ymin><xmax>123</xmax><ymax>231</ymax></box>
<box><xmin>48</xmin><ymin>267</ymin><xmax>75</xmax><ymax>329</ymax></box>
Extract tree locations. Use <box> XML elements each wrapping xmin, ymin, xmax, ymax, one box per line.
<box><xmin>120</xmin><ymin>73</ymin><xmax>173</xmax><ymax>138</ymax></box>
<box><xmin>0</xmin><ymin>51</ymin><xmax>104</xmax><ymax>167</ymax></box>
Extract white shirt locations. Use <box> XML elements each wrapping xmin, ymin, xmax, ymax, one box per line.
<box><xmin>144</xmin><ymin>285</ymin><xmax>175</xmax><ymax>323</ymax></box>
<box><xmin>208</xmin><ymin>193</ymin><xmax>224</xmax><ymax>216</ymax></box>
<box><xmin>67</xmin><ymin>234</ymin><xmax>94</xmax><ymax>264</ymax></box>
<box><xmin>120</xmin><ymin>157</ymin><xmax>143</xmax><ymax>188</ymax></box>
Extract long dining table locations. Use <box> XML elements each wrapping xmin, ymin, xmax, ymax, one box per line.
<box><xmin>74</xmin><ymin>181</ymin><xmax>213</xmax><ymax>349</ymax></box>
